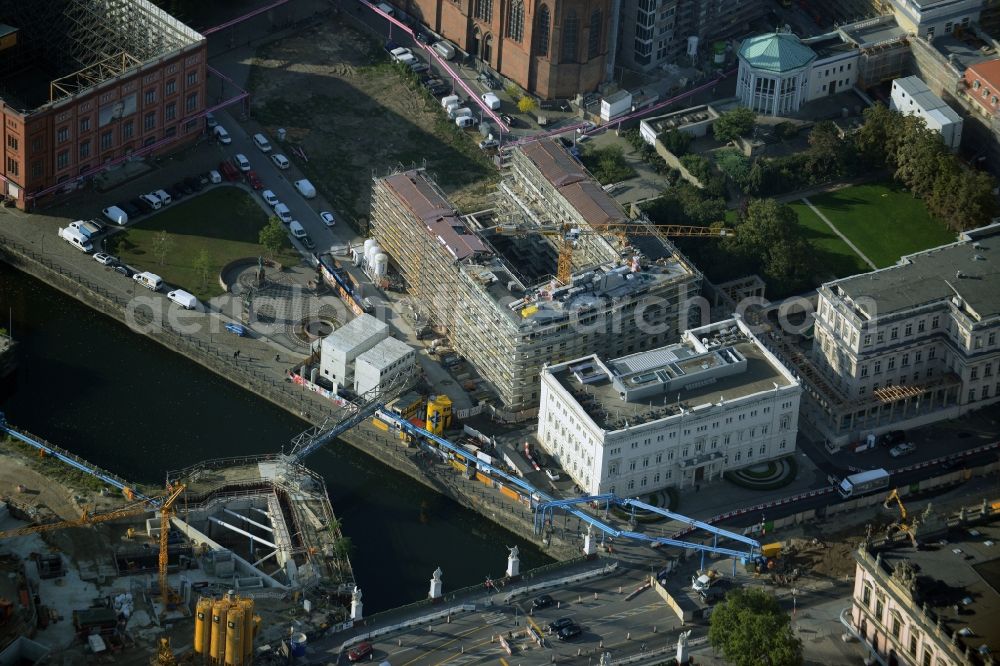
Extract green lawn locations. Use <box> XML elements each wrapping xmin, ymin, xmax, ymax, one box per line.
<box><xmin>805</xmin><ymin>182</ymin><xmax>956</xmax><ymax>268</ymax></box>
<box><xmin>116</xmin><ymin>187</ymin><xmax>299</xmax><ymax>300</ymax></box>
<box><xmin>786</xmin><ymin>202</ymin><xmax>871</xmax><ymax>281</ymax></box>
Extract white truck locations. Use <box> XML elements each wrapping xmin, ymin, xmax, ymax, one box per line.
<box><xmin>691</xmin><ymin>570</ymin><xmax>722</xmax><ymax>593</ymax></box>
<box><xmin>58</xmin><ymin>226</ymin><xmax>93</xmax><ymax>253</ymax></box>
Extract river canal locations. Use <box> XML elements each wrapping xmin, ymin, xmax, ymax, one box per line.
<box><xmin>0</xmin><ymin>262</ymin><xmax>549</xmax><ymax>611</ymax></box>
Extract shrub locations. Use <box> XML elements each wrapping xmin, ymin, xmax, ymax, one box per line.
<box><xmin>517</xmin><ymin>96</ymin><xmax>538</xmax><ymax>114</ymax></box>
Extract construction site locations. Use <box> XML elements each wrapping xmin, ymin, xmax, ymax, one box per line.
<box><xmin>370</xmin><ymin>138</ymin><xmax>733</xmax><ymax>411</ymax></box>
<box><xmin>0</xmin><ymin>417</ymin><xmax>358</xmax><ymax>666</ymax></box>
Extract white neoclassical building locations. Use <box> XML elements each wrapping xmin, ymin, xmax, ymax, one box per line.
<box><xmin>736</xmin><ymin>33</ymin><xmax>817</xmax><ymax>116</ymax></box>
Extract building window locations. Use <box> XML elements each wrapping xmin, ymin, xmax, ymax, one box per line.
<box><xmin>166</xmin><ymin>79</ymin><xmax>177</xmax><ymax>95</ymax></box>
<box><xmin>56</xmin><ymin>126</ymin><xmax>69</xmax><ymax>144</ymax></box>
<box><xmin>5</xmin><ymin>157</ymin><xmax>18</xmax><ymax>176</ymax></box>
<box><xmin>79</xmin><ymin>117</ymin><xmax>90</xmax><ymax>133</ymax></box>
<box><xmin>5</xmin><ymin>135</ymin><xmax>17</xmax><ymax>150</ymax></box>
<box><xmin>186</xmin><ymin>70</ymin><xmax>198</xmax><ymax>86</ymax></box>
<box><xmin>918</xmin><ymin>320</ymin><xmax>925</xmax><ymax>332</ymax></box>
<box><xmin>864</xmin><ymin>335</ymin><xmax>872</xmax><ymax>346</ymax></box>
<box><xmin>79</xmin><ymin>140</ymin><xmax>90</xmax><ymax>159</ymax></box>
<box><xmin>31</xmin><ymin>161</ymin><xmax>43</xmax><ymax>178</ymax></box>
<box><xmin>56</xmin><ymin>150</ymin><xmax>69</xmax><ymax>170</ymax></box>
<box><xmin>165</xmin><ymin>102</ymin><xmax>177</xmax><ymax>121</ymax></box>
<box><xmin>587</xmin><ymin>10</ymin><xmax>602</xmax><ymax>58</ymax></box>
<box><xmin>100</xmin><ymin>131</ymin><xmax>113</xmax><ymax>150</ymax></box>
<box><xmin>875</xmin><ymin>599</ymin><xmax>883</xmax><ymax>623</ymax></box>
<box><xmin>144</xmin><ymin>111</ymin><xmax>156</xmax><ymax>131</ymax></box>
<box><xmin>186</xmin><ymin>92</ymin><xmax>198</xmax><ymax>113</ymax></box>
<box><xmin>536</xmin><ymin>4</ymin><xmax>550</xmax><ymax>56</ymax></box>
<box><xmin>874</xmin><ymin>361</ymin><xmax>881</xmax><ymax>374</ymax></box>
<box><xmin>928</xmin><ymin>347</ymin><xmax>936</xmax><ymax>360</ymax></box>
<box><xmin>905</xmin><ymin>323</ymin><xmax>912</xmax><ymax>336</ymax></box>
<box><xmin>144</xmin><ymin>89</ymin><xmax>156</xmax><ymax>104</ymax></box>
<box><xmin>862</xmin><ymin>584</ymin><xmax>871</xmax><ymax>606</ymax></box>
<box><xmin>507</xmin><ymin>0</ymin><xmax>524</xmax><ymax>42</ymax></box>
<box><xmin>562</xmin><ymin>10</ymin><xmax>579</xmax><ymax>62</ymax></box>
<box><xmin>123</xmin><ymin>120</ymin><xmax>134</xmax><ymax>139</ymax></box>
<box><xmin>861</xmin><ymin>365</ymin><xmax>869</xmax><ymax>378</ymax></box>
<box><xmin>931</xmin><ymin>315</ymin><xmax>939</xmax><ymax>329</ymax></box>
<box><xmin>891</xmin><ymin>327</ymin><xmax>898</xmax><ymax>340</ymax></box>
<box><xmin>474</xmin><ymin>0</ymin><xmax>492</xmax><ymax>22</ymax></box>
<box><xmin>888</xmin><ymin>357</ymin><xmax>895</xmax><ymax>370</ymax></box>
<box><xmin>902</xmin><ymin>353</ymin><xmax>909</xmax><ymax>366</ymax></box>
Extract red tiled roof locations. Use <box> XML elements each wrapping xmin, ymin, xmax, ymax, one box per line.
<box><xmin>967</xmin><ymin>58</ymin><xmax>1000</xmax><ymax>88</ymax></box>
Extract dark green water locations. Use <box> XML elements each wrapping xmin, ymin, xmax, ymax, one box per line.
<box><xmin>0</xmin><ymin>262</ymin><xmax>549</xmax><ymax>611</ymax></box>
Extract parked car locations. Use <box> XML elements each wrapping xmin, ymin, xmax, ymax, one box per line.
<box><xmin>301</xmin><ymin>235</ymin><xmax>316</xmax><ymax>250</ymax></box>
<box><xmin>270</xmin><ymin>153</ymin><xmax>290</xmax><ymax>170</ymax></box>
<box><xmin>247</xmin><ymin>170</ymin><xmax>263</xmax><ymax>190</ymax></box>
<box><xmin>233</xmin><ymin>153</ymin><xmax>251</xmax><ymax>173</ymax></box>
<box><xmin>557</xmin><ymin>625</ymin><xmax>582</xmax><ymax>641</ymax></box>
<box><xmin>499</xmin><ymin>113</ymin><xmax>516</xmax><ymax>127</ymax></box>
<box><xmin>879</xmin><ymin>430</ymin><xmax>906</xmax><ymax>447</ymax></box>
<box><xmin>320</xmin><ymin>211</ymin><xmax>337</xmax><ymax>227</ymax></box>
<box><xmin>205</xmin><ymin>112</ymin><xmax>218</xmax><ymax>128</ymax></box>
<box><xmin>532</xmin><ymin>594</ymin><xmax>553</xmax><ymax>609</ymax></box>
<box><xmin>165</xmin><ymin>184</ymin><xmax>184</xmax><ymax>201</ymax></box>
<box><xmin>184</xmin><ymin>175</ymin><xmax>204</xmax><ymax>192</ymax></box>
<box><xmin>479</xmin><ymin>138</ymin><xmax>499</xmax><ymax>150</ymax></box>
<box><xmin>120</xmin><ymin>202</ymin><xmax>141</xmax><ymax>219</ymax></box>
<box><xmin>890</xmin><ymin>442</ymin><xmax>917</xmax><ymax>458</ymax></box>
<box><xmin>262</xmin><ymin>190</ymin><xmax>280</xmax><ymax>207</ymax></box>
<box><xmin>114</xmin><ymin>265</ymin><xmax>133</xmax><ymax>277</ymax></box>
<box><xmin>347</xmin><ymin>642</ymin><xmax>373</xmax><ymax>662</ymax></box>
<box><xmin>414</xmin><ymin>30</ymin><xmax>435</xmax><ymax>44</ymax></box>
<box><xmin>410</xmin><ymin>61</ymin><xmax>430</xmax><ymax>75</ymax></box>
<box><xmin>548</xmin><ymin>618</ymin><xmax>574</xmax><ymax>633</ymax></box>
<box><xmin>93</xmin><ymin>253</ymin><xmax>118</xmax><ymax>266</ymax></box>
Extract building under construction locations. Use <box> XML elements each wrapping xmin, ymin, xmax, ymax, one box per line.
<box><xmin>0</xmin><ymin>0</ymin><xmax>207</xmax><ymax>210</ymax></box>
<box><xmin>371</xmin><ymin>139</ymin><xmax>701</xmax><ymax>410</ymax></box>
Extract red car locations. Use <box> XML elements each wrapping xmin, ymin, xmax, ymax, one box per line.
<box><xmin>347</xmin><ymin>642</ymin><xmax>372</xmax><ymax>662</ymax></box>
<box><xmin>247</xmin><ymin>170</ymin><xmax>263</xmax><ymax>190</ymax></box>
<box><xmin>218</xmin><ymin>161</ymin><xmax>240</xmax><ymax>182</ymax></box>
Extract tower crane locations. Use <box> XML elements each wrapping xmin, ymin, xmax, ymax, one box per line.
<box><xmin>486</xmin><ymin>221</ymin><xmax>733</xmax><ymax>284</ymax></box>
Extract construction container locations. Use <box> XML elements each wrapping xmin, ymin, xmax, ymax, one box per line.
<box><xmin>426</xmin><ymin>394</ymin><xmax>453</xmax><ymax>435</ymax></box>
<box><xmin>210</xmin><ymin>598</ymin><xmax>232</xmax><ymax>662</ymax></box>
<box><xmin>194</xmin><ymin>598</ymin><xmax>213</xmax><ymax>654</ymax></box>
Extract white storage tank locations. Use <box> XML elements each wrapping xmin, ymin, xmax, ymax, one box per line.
<box><xmin>366</xmin><ymin>244</ymin><xmax>382</xmax><ymax>266</ymax></box>
<box><xmin>363</xmin><ymin>239</ymin><xmax>376</xmax><ymax>258</ymax></box>
<box><xmin>374</xmin><ymin>253</ymin><xmax>388</xmax><ymax>277</ymax></box>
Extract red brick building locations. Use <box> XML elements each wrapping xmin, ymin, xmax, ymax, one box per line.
<box><xmin>407</xmin><ymin>0</ymin><xmax>612</xmax><ymax>99</ymax></box>
<box><xmin>0</xmin><ymin>1</ymin><xmax>207</xmax><ymax>211</ymax></box>
<box><xmin>963</xmin><ymin>58</ymin><xmax>1000</xmax><ymax>118</ymax></box>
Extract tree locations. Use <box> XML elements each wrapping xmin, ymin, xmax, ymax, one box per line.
<box><xmin>103</xmin><ymin>230</ymin><xmax>129</xmax><ymax>255</ymax></box>
<box><xmin>193</xmin><ymin>248</ymin><xmax>213</xmax><ymax>291</ymax></box>
<box><xmin>746</xmin><ymin>159</ymin><xmax>768</xmax><ymax>195</ymax></box>
<box><xmin>708</xmin><ymin>588</ymin><xmax>803</xmax><ymax>666</ymax></box>
<box><xmin>517</xmin><ymin>96</ymin><xmax>537</xmax><ymax>114</ymax></box>
<box><xmin>806</xmin><ymin>121</ymin><xmax>851</xmax><ymax>180</ymax></box>
<box><xmin>715</xmin><ymin>148</ymin><xmax>753</xmax><ymax>192</ymax></box>
<box><xmin>894</xmin><ymin>126</ymin><xmax>947</xmax><ymax>197</ymax></box>
<box><xmin>724</xmin><ymin>198</ymin><xmax>813</xmax><ymax>291</ymax></box>
<box><xmin>259</xmin><ymin>217</ymin><xmax>286</xmax><ymax>257</ymax></box>
<box><xmin>151</xmin><ymin>230</ymin><xmax>174</xmax><ymax>267</ymax></box>
<box><xmin>659</xmin><ymin>129</ymin><xmax>693</xmax><ymax>156</ymax></box>
<box><xmin>713</xmin><ymin>107</ymin><xmax>757</xmax><ymax>143</ymax></box>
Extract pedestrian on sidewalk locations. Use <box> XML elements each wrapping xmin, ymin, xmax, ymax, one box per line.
<box><xmin>275</xmin><ymin>354</ymin><xmax>280</xmax><ymax>362</ymax></box>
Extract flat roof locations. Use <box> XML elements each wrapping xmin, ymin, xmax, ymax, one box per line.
<box><xmin>382</xmin><ymin>171</ymin><xmax>487</xmax><ymax>261</ymax></box>
<box><xmin>863</xmin><ymin>519</ymin><xmax>1000</xmax><ymax>660</ymax></box>
<box><xmin>933</xmin><ymin>34</ymin><xmax>997</xmax><ymax>71</ymax></box>
<box><xmin>322</xmin><ymin>314</ymin><xmax>387</xmax><ymax>355</ymax></box>
<box><xmin>547</xmin><ymin>333</ymin><xmax>791</xmax><ymax>432</ymax></box>
<box><xmin>840</xmin><ymin>16</ymin><xmax>908</xmax><ymax>48</ymax></box>
<box><xmin>828</xmin><ymin>223</ymin><xmax>1000</xmax><ymax>321</ymax></box>
<box><xmin>518</xmin><ymin>141</ymin><xmax>630</xmax><ymax>227</ymax></box>
<box><xmin>356</xmin><ymin>336</ymin><xmax>414</xmax><ymax>371</ymax></box>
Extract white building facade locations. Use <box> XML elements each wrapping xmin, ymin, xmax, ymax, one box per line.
<box><xmin>537</xmin><ymin>318</ymin><xmax>802</xmax><ymax>496</ymax></box>
<box><xmin>890</xmin><ymin>76</ymin><xmax>963</xmax><ymax>150</ymax></box>
<box><xmin>885</xmin><ymin>0</ymin><xmax>981</xmax><ymax>39</ymax></box>
<box><xmin>811</xmin><ymin>223</ymin><xmax>1000</xmax><ymax>443</ymax></box>
<box><xmin>354</xmin><ymin>337</ymin><xmax>417</xmax><ymax>397</ymax></box>
<box><xmin>319</xmin><ymin>314</ymin><xmax>388</xmax><ymax>389</ymax></box>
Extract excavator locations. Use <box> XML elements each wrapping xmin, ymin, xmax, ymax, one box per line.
<box><xmin>883</xmin><ymin>488</ymin><xmax>918</xmax><ymax>547</ymax></box>
<box><xmin>0</xmin><ymin>484</ymin><xmax>187</xmax><ymax>608</ymax></box>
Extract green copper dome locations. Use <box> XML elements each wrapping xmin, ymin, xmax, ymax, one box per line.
<box><xmin>739</xmin><ymin>33</ymin><xmax>816</xmax><ymax>73</ymax></box>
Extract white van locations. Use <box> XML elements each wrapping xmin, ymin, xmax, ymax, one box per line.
<box><xmin>154</xmin><ymin>189</ymin><xmax>172</xmax><ymax>206</ymax></box>
<box><xmin>213</xmin><ymin>125</ymin><xmax>232</xmax><ymax>144</ymax></box>
<box><xmin>456</xmin><ymin>116</ymin><xmax>477</xmax><ymax>128</ymax></box>
<box><xmin>274</xmin><ymin>203</ymin><xmax>293</xmax><ymax>223</ymax></box>
<box><xmin>441</xmin><ymin>94</ymin><xmax>460</xmax><ymax>110</ymax></box>
<box><xmin>233</xmin><ymin>154</ymin><xmax>251</xmax><ymax>173</ymax></box>
<box><xmin>433</xmin><ymin>40</ymin><xmax>456</xmax><ymax>61</ymax></box>
<box><xmin>58</xmin><ymin>226</ymin><xmax>93</xmax><ymax>253</ymax></box>
<box><xmin>481</xmin><ymin>92</ymin><xmax>501</xmax><ymax>110</ymax></box>
<box><xmin>376</xmin><ymin>2</ymin><xmax>395</xmax><ymax>16</ymax></box>
<box><xmin>294</xmin><ymin>179</ymin><xmax>316</xmax><ymax>199</ymax></box>
<box><xmin>140</xmin><ymin>193</ymin><xmax>162</xmax><ymax>210</ymax></box>
<box><xmin>133</xmin><ymin>272</ymin><xmax>163</xmax><ymax>291</ymax></box>
<box><xmin>252</xmin><ymin>133</ymin><xmax>272</xmax><ymax>153</ymax></box>
<box><xmin>167</xmin><ymin>289</ymin><xmax>198</xmax><ymax>310</ymax></box>
<box><xmin>449</xmin><ymin>106</ymin><xmax>471</xmax><ymax>120</ymax></box>
<box><xmin>208</xmin><ymin>170</ymin><xmax>222</xmax><ymax>184</ymax></box>
<box><xmin>102</xmin><ymin>205</ymin><xmax>128</xmax><ymax>226</ymax></box>
<box><xmin>289</xmin><ymin>220</ymin><xmax>307</xmax><ymax>239</ymax></box>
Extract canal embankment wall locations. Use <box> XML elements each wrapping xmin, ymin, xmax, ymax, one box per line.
<box><xmin>0</xmin><ymin>233</ymin><xmax>580</xmax><ymax>561</ymax></box>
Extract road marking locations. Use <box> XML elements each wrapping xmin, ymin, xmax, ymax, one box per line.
<box><xmin>433</xmin><ymin>638</ymin><xmax>497</xmax><ymax>666</ymax></box>
<box><xmin>526</xmin><ymin>615</ymin><xmax>544</xmax><ymax>635</ymax></box>
<box><xmin>499</xmin><ymin>659</ymin><xmax>509</xmax><ymax>666</ymax></box>
<box><xmin>401</xmin><ymin>625</ymin><xmax>490</xmax><ymax>666</ymax></box>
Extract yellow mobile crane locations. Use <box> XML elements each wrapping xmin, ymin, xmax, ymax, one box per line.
<box><xmin>0</xmin><ymin>484</ymin><xmax>187</xmax><ymax>605</ymax></box>
<box><xmin>487</xmin><ymin>221</ymin><xmax>733</xmax><ymax>284</ymax></box>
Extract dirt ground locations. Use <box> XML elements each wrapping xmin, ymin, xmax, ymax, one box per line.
<box><xmin>245</xmin><ymin>20</ymin><xmax>496</xmax><ymax>223</ymax></box>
